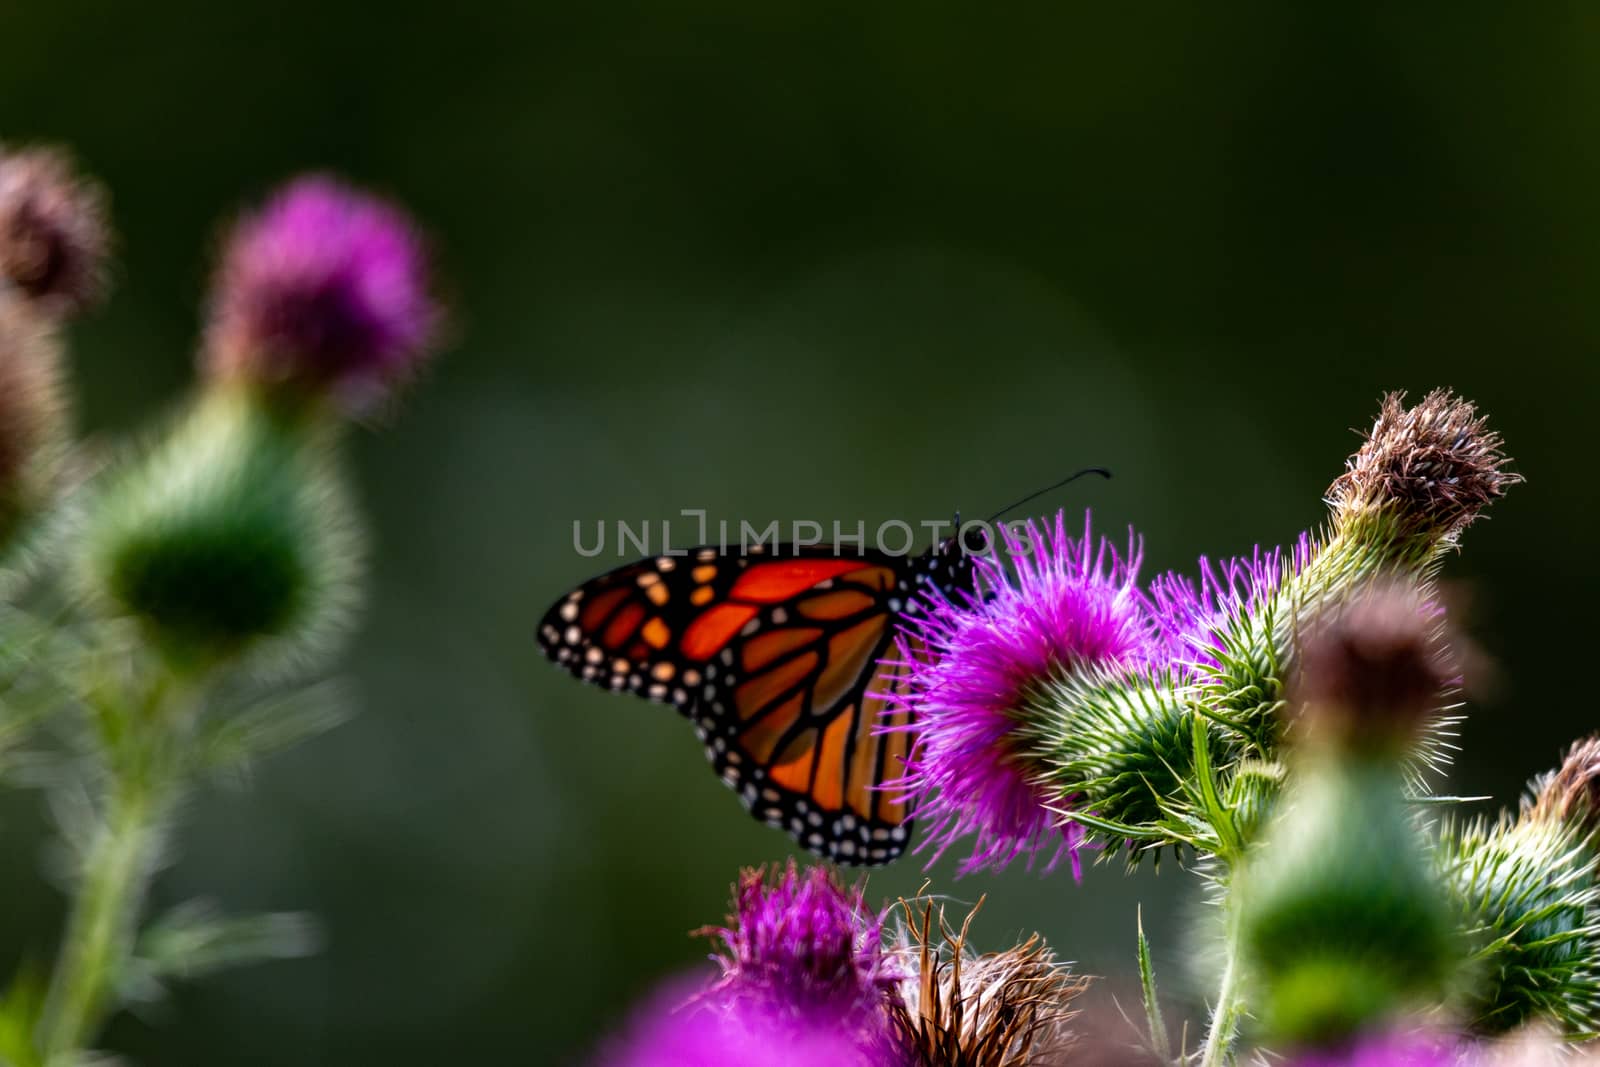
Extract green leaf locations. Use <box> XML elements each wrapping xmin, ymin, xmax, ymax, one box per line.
<box><xmin>1137</xmin><ymin>906</ymin><xmax>1172</xmax><ymax>1063</ymax></box>
<box><xmin>0</xmin><ymin>963</ymin><xmax>48</xmax><ymax>1067</ymax></box>
<box><xmin>1189</xmin><ymin>711</ymin><xmax>1241</xmax><ymax>862</ymax></box>
<box><xmin>196</xmin><ymin>679</ymin><xmax>351</xmax><ymax>785</ymax></box>
<box><xmin>128</xmin><ymin>901</ymin><xmax>320</xmax><ymax>1000</ymax></box>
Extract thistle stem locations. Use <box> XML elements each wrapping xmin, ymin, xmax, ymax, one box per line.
<box><xmin>1199</xmin><ymin>898</ymin><xmax>1245</xmax><ymax>1067</ymax></box>
<box><xmin>39</xmin><ymin>770</ymin><xmax>167</xmax><ymax>1060</ymax></box>
<box><xmin>38</xmin><ymin>669</ymin><xmax>191</xmax><ymax>1063</ymax></box>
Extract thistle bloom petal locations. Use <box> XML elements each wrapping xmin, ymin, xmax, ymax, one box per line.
<box><xmin>597</xmin><ymin>980</ymin><xmax>891</xmax><ymax>1067</ymax></box>
<box><xmin>600</xmin><ymin>863</ymin><xmax>910</xmax><ymax>1066</ymax></box>
<box><xmin>1145</xmin><ymin>533</ymin><xmax>1314</xmax><ymax>670</ymax></box>
<box><xmin>888</xmin><ymin>511</ymin><xmax>1163</xmax><ymax>875</ymax></box>
<box><xmin>709</xmin><ymin>860</ymin><xmax>893</xmax><ymax>1020</ymax></box>
<box><xmin>206</xmin><ymin>175</ymin><xmax>437</xmax><ymax>406</ymax></box>
<box><xmin>1289</xmin><ymin>1029</ymin><xmax>1469</xmax><ymax>1067</ymax></box>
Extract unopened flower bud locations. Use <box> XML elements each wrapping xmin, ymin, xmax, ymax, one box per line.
<box><xmin>1239</xmin><ymin>749</ymin><xmax>1457</xmax><ymax>1043</ymax></box>
<box><xmin>0</xmin><ymin>147</ymin><xmax>109</xmax><ymax>315</ymax></box>
<box><xmin>1440</xmin><ymin>809</ymin><xmax>1600</xmax><ymax>1037</ymax></box>
<box><xmin>81</xmin><ymin>389</ymin><xmax>359</xmax><ymax>670</ymax></box>
<box><xmin>1327</xmin><ymin>390</ymin><xmax>1520</xmax><ymax>549</ymax></box>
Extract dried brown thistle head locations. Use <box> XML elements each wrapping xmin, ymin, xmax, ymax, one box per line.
<box><xmin>887</xmin><ymin>896</ymin><xmax>1089</xmax><ymax>1067</ymax></box>
<box><xmin>1527</xmin><ymin>735</ymin><xmax>1600</xmax><ymax>837</ymax></box>
<box><xmin>0</xmin><ymin>147</ymin><xmax>109</xmax><ymax>316</ymax></box>
<box><xmin>1326</xmin><ymin>389</ymin><xmax>1520</xmax><ymax>545</ymax></box>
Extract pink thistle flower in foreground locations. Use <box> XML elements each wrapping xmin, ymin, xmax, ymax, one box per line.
<box><xmin>886</xmin><ymin>511</ymin><xmax>1164</xmax><ymax>876</ymax></box>
<box><xmin>206</xmin><ymin>175</ymin><xmax>438</xmax><ymax>407</ymax></box>
<box><xmin>710</xmin><ymin>857</ymin><xmax>908</xmax><ymax>1062</ymax></box>
<box><xmin>596</xmin><ymin>979</ymin><xmax>894</xmax><ymax>1067</ymax></box>
<box><xmin>707</xmin><ymin>862</ymin><xmax>898</xmax><ymax>1032</ymax></box>
<box><xmin>1290</xmin><ymin>1028</ymin><xmax>1472</xmax><ymax>1067</ymax></box>
<box><xmin>601</xmin><ymin>863</ymin><xmax>907</xmax><ymax>1067</ymax></box>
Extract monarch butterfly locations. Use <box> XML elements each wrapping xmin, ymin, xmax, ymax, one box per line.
<box><xmin>537</xmin><ymin>535</ymin><xmax>976</xmax><ymax>865</ymax></box>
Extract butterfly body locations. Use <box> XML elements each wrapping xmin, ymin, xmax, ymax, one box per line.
<box><xmin>538</xmin><ymin>538</ymin><xmax>975</xmax><ymax>865</ymax></box>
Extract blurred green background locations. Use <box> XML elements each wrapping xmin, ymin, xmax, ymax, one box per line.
<box><xmin>0</xmin><ymin>3</ymin><xmax>1594</xmax><ymax>1063</ymax></box>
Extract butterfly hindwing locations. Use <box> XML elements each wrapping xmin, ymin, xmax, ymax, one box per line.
<box><xmin>538</xmin><ymin>542</ymin><xmax>973</xmax><ymax>865</ymax></box>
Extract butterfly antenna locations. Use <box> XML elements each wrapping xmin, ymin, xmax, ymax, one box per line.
<box><xmin>985</xmin><ymin>467</ymin><xmax>1111</xmax><ymax>524</ymax></box>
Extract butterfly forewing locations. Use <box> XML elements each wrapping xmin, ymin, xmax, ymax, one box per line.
<box><xmin>538</xmin><ymin>542</ymin><xmax>972</xmax><ymax>865</ymax></box>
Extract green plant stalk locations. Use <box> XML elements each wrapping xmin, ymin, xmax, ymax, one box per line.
<box><xmin>38</xmin><ymin>769</ymin><xmax>168</xmax><ymax>1059</ymax></box>
<box><xmin>37</xmin><ymin>666</ymin><xmax>192</xmax><ymax>1062</ymax></box>
<box><xmin>1200</xmin><ymin>895</ymin><xmax>1246</xmax><ymax>1067</ymax></box>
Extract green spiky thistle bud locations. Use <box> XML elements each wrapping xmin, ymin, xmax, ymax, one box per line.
<box><xmin>1237</xmin><ymin>585</ymin><xmax>1460</xmax><ymax>1046</ymax></box>
<box><xmin>1441</xmin><ymin>738</ymin><xmax>1600</xmax><ymax>1037</ymax></box>
<box><xmin>80</xmin><ymin>387</ymin><xmax>360</xmax><ymax>671</ymax></box>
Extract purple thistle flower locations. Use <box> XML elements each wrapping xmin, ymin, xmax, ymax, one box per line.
<box><xmin>596</xmin><ymin>977</ymin><xmax>897</xmax><ymax>1067</ymax></box>
<box><xmin>206</xmin><ymin>175</ymin><xmax>437</xmax><ymax>407</ymax></box>
<box><xmin>886</xmin><ymin>511</ymin><xmax>1164</xmax><ymax>876</ymax></box>
<box><xmin>1289</xmin><ymin>1029</ymin><xmax>1472</xmax><ymax>1067</ymax></box>
<box><xmin>708</xmin><ymin>860</ymin><xmax>895</xmax><ymax>1023</ymax></box>
<box><xmin>601</xmin><ymin>863</ymin><xmax>909</xmax><ymax>1067</ymax></box>
<box><xmin>1145</xmin><ymin>533</ymin><xmax>1314</xmax><ymax>671</ymax></box>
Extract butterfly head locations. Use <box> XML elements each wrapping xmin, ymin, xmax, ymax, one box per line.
<box><xmin>921</xmin><ymin>512</ymin><xmax>979</xmax><ymax>597</ymax></box>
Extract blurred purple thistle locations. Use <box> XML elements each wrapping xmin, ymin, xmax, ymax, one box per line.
<box><xmin>885</xmin><ymin>511</ymin><xmax>1164</xmax><ymax>876</ymax></box>
<box><xmin>1289</xmin><ymin>1028</ymin><xmax>1470</xmax><ymax>1067</ymax></box>
<box><xmin>595</xmin><ymin>977</ymin><xmax>894</xmax><ymax>1067</ymax></box>
<box><xmin>206</xmin><ymin>175</ymin><xmax>438</xmax><ymax>407</ymax></box>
